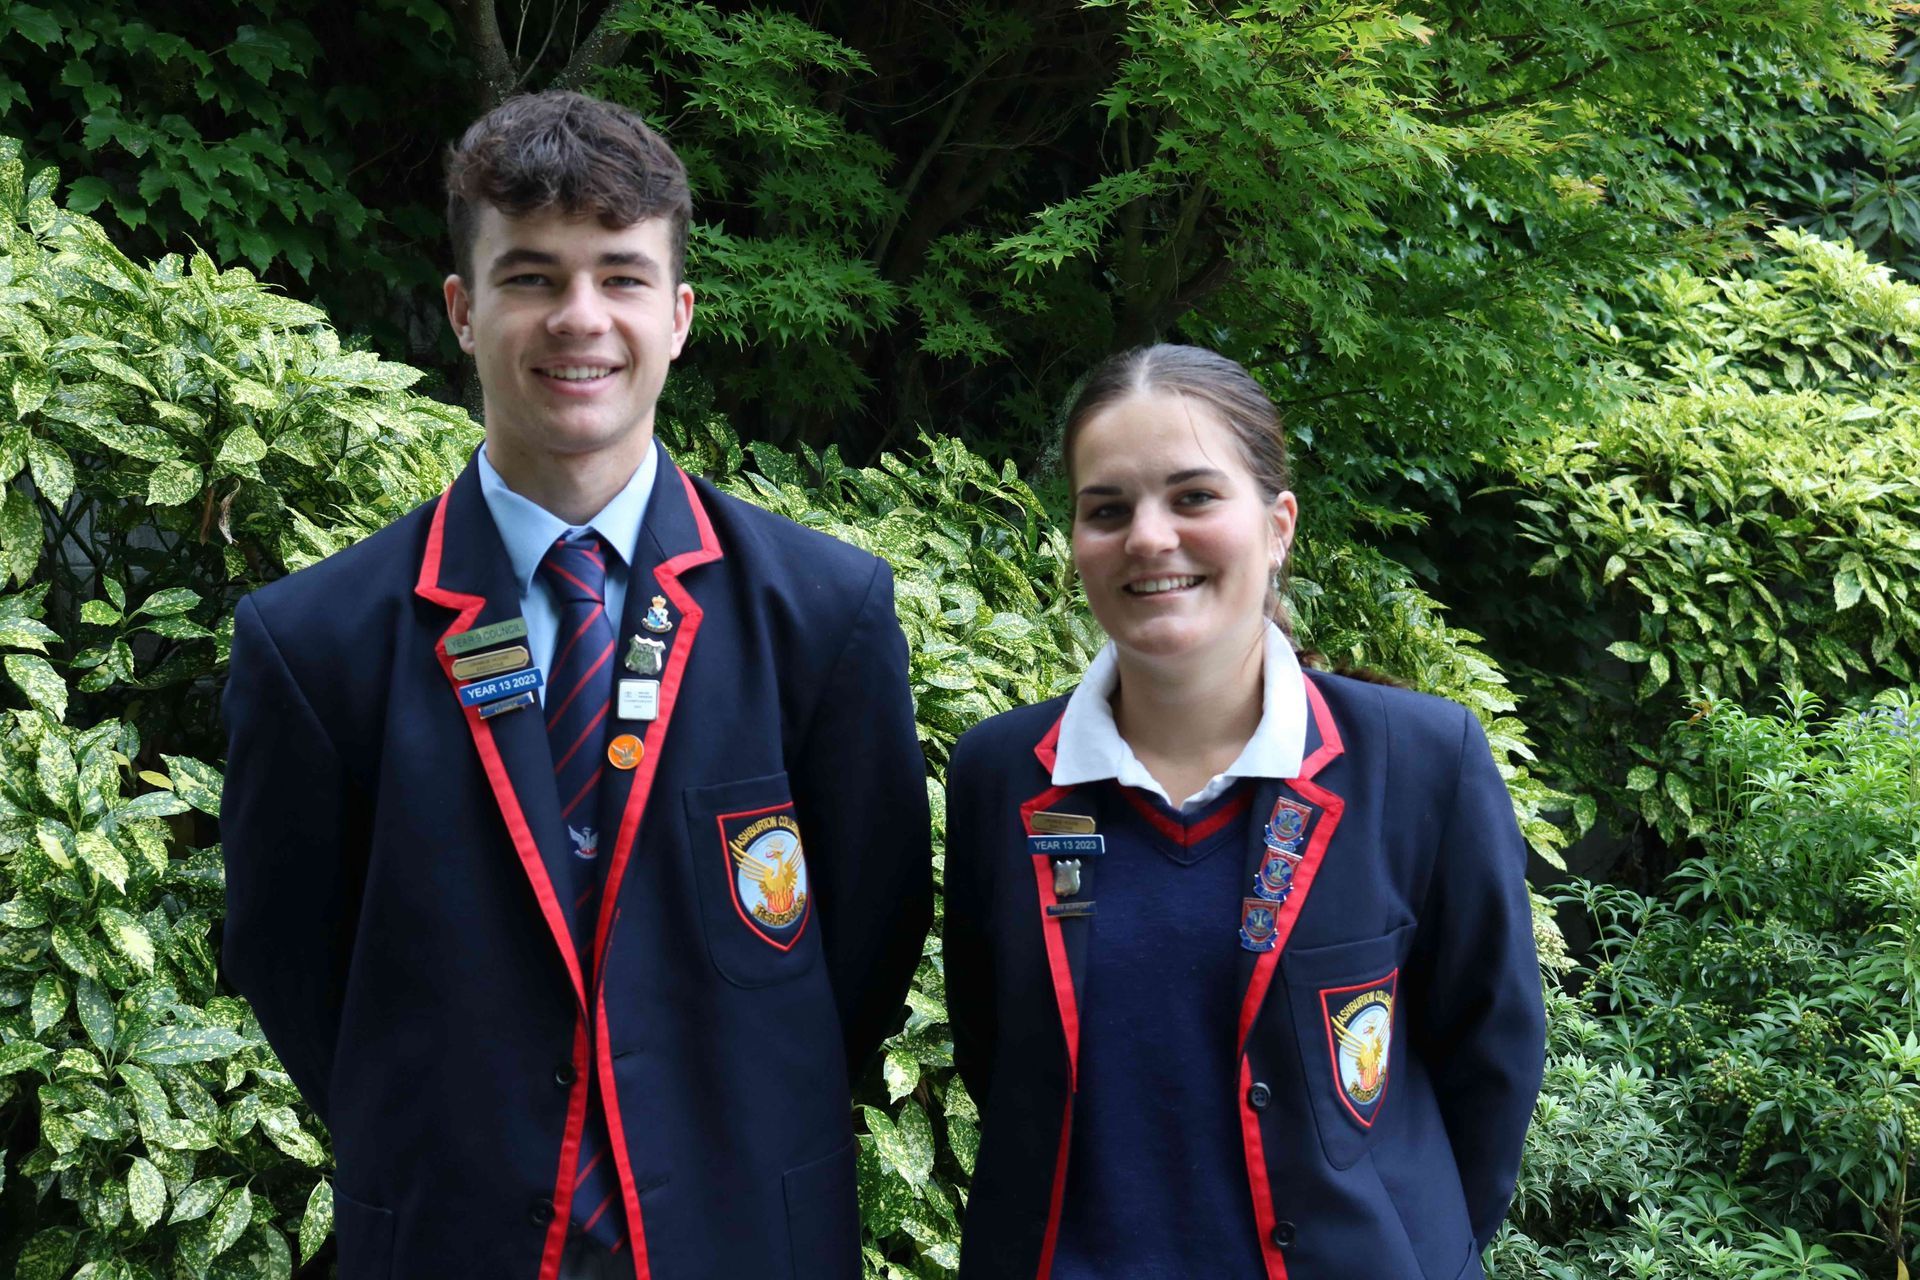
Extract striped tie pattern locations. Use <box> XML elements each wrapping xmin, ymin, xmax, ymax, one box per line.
<box><xmin>537</xmin><ymin>533</ymin><xmax>624</xmax><ymax>1251</ymax></box>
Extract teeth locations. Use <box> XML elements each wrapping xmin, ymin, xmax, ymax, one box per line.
<box><xmin>1127</xmin><ymin>575</ymin><xmax>1202</xmax><ymax>595</ymax></box>
<box><xmin>543</xmin><ymin>366</ymin><xmax>613</xmax><ymax>380</ymax></box>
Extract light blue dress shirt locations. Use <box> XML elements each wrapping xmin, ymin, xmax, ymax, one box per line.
<box><xmin>475</xmin><ymin>443</ymin><xmax>660</xmax><ymax>691</ymax></box>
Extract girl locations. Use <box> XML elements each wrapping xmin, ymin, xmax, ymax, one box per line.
<box><xmin>944</xmin><ymin>345</ymin><xmax>1544</xmax><ymax>1280</ymax></box>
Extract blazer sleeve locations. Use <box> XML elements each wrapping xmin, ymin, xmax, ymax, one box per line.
<box><xmin>1407</xmin><ymin>708</ymin><xmax>1546</xmax><ymax>1249</ymax></box>
<box><xmin>940</xmin><ymin>728</ymin><xmax>996</xmax><ymax>1107</ymax></box>
<box><xmin>219</xmin><ymin>593</ymin><xmax>360</xmax><ymax>1124</ymax></box>
<box><xmin>788</xmin><ymin>557</ymin><xmax>933</xmax><ymax>1075</ymax></box>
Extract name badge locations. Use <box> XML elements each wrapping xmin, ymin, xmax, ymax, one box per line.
<box><xmin>1027</xmin><ymin>834</ymin><xmax>1105</xmax><ymax>858</ymax></box>
<box><xmin>617</xmin><ymin>679</ymin><xmax>660</xmax><ymax>721</ymax></box>
<box><xmin>1029</xmin><ymin>810</ymin><xmax>1096</xmax><ymax>835</ymax></box>
<box><xmin>458</xmin><ymin>667</ymin><xmax>544</xmax><ymax>707</ymax></box>
<box><xmin>445</xmin><ymin>617</ymin><xmax>529</xmax><ymax>656</ymax></box>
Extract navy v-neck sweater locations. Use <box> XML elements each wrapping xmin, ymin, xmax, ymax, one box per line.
<box><xmin>1050</xmin><ymin>780</ymin><xmax>1269</xmax><ymax>1279</ymax></box>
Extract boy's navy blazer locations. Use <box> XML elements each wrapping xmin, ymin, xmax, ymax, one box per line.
<box><xmin>220</xmin><ymin>441</ymin><xmax>933</xmax><ymax>1280</ymax></box>
<box><xmin>943</xmin><ymin>671</ymin><xmax>1545</xmax><ymax>1280</ymax></box>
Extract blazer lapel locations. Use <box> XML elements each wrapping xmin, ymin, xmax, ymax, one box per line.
<box><xmin>1022</xmin><ymin>715</ymin><xmax>1107</xmax><ymax>1090</ymax></box>
<box><xmin>413</xmin><ymin>459</ymin><xmax>586</xmax><ymax>1010</ymax></box>
<box><xmin>1233</xmin><ymin>672</ymin><xmax>1347</xmax><ymax>1053</ymax></box>
<box><xmin>584</xmin><ymin>444</ymin><xmax>724</xmax><ymax>983</ymax></box>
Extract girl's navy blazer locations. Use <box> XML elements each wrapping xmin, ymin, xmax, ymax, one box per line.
<box><xmin>943</xmin><ymin>670</ymin><xmax>1546</xmax><ymax>1280</ymax></box>
<box><xmin>220</xmin><ymin>442</ymin><xmax>931</xmax><ymax>1280</ymax></box>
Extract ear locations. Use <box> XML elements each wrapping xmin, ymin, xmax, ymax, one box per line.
<box><xmin>443</xmin><ymin>273</ymin><xmax>476</xmax><ymax>355</ymax></box>
<box><xmin>1269</xmin><ymin>490</ymin><xmax>1299</xmax><ymax>567</ymax></box>
<box><xmin>668</xmin><ymin>282</ymin><xmax>696</xmax><ymax>359</ymax></box>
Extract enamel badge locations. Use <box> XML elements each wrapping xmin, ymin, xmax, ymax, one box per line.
<box><xmin>719</xmin><ymin>804</ymin><xmax>811</xmax><ymax>950</ymax></box>
<box><xmin>1321</xmin><ymin>972</ymin><xmax>1397</xmax><ymax>1127</ymax></box>
<box><xmin>1238</xmin><ymin>898</ymin><xmax>1278</xmax><ymax>952</ymax></box>
<box><xmin>624</xmin><ymin>634</ymin><xmax>665</xmax><ymax>676</ymax></box>
<box><xmin>641</xmin><ymin>594</ymin><xmax>674</xmax><ymax>633</ymax></box>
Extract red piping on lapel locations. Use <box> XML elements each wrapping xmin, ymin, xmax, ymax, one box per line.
<box><xmin>415</xmin><ymin>487</ymin><xmax>599</xmax><ymax>1280</ymax></box>
<box><xmin>1237</xmin><ymin>673</ymin><xmax>1346</xmax><ymax>1280</ymax></box>
<box><xmin>1020</xmin><ymin>710</ymin><xmax>1079</xmax><ymax>1280</ymax></box>
<box><xmin>413</xmin><ymin>485</ymin><xmax>591</xmax><ymax>1010</ymax></box>
<box><xmin>588</xmin><ymin>467</ymin><xmax>721</xmax><ymax>1270</ymax></box>
<box><xmin>597</xmin><ymin>980</ymin><xmax>654</xmax><ymax>1280</ymax></box>
<box><xmin>1239</xmin><ymin>1054</ymin><xmax>1289</xmax><ymax>1280</ymax></box>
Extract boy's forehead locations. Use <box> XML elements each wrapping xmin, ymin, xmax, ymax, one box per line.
<box><xmin>474</xmin><ymin>203</ymin><xmax>671</xmax><ymax>259</ymax></box>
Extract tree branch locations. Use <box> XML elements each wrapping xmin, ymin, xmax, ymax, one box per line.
<box><xmin>448</xmin><ymin>0</ymin><xmax>519</xmax><ymax>109</ymax></box>
<box><xmin>554</xmin><ymin>4</ymin><xmax>636</xmax><ymax>93</ymax></box>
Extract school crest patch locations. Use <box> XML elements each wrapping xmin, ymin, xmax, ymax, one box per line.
<box><xmin>718</xmin><ymin>803</ymin><xmax>811</xmax><ymax>950</ymax></box>
<box><xmin>1320</xmin><ymin>971</ymin><xmax>1397</xmax><ymax>1127</ymax></box>
<box><xmin>1253</xmin><ymin>796</ymin><xmax>1314</xmax><ymax>902</ymax></box>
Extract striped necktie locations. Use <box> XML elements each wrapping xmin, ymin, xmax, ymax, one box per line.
<box><xmin>536</xmin><ymin>532</ymin><xmax>625</xmax><ymax>1251</ymax></box>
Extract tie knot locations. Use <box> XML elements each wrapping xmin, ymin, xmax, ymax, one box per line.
<box><xmin>539</xmin><ymin>533</ymin><xmax>609</xmax><ymax>604</ymax></box>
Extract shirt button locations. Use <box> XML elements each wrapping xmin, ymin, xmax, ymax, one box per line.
<box><xmin>1271</xmin><ymin>1220</ymin><xmax>1296</xmax><ymax>1249</ymax></box>
<box><xmin>529</xmin><ymin>1197</ymin><xmax>555</xmax><ymax>1226</ymax></box>
<box><xmin>554</xmin><ymin>1062</ymin><xmax>577</xmax><ymax>1087</ymax></box>
<box><xmin>1247</xmin><ymin>1082</ymin><xmax>1272</xmax><ymax>1110</ymax></box>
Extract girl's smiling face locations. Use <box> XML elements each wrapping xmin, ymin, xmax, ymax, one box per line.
<box><xmin>1070</xmin><ymin>391</ymin><xmax>1296</xmax><ymax>672</ymax></box>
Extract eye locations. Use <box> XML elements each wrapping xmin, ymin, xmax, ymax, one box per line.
<box><xmin>1078</xmin><ymin>500</ymin><xmax>1127</xmax><ymax>523</ymax></box>
<box><xmin>501</xmin><ymin>273</ymin><xmax>549</xmax><ymax>287</ymax></box>
<box><xmin>605</xmin><ymin>275</ymin><xmax>647</xmax><ymax>288</ymax></box>
<box><xmin>1174</xmin><ymin>489</ymin><xmax>1220</xmax><ymax>508</ymax></box>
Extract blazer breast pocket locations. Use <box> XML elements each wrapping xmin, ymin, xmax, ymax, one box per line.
<box><xmin>684</xmin><ymin>772</ymin><xmax>822</xmax><ymax>988</ymax></box>
<box><xmin>1281</xmin><ymin>922</ymin><xmax>1416</xmax><ymax>1169</ymax></box>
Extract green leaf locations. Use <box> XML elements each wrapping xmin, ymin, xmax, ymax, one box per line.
<box><xmin>76</xmin><ymin>828</ymin><xmax>129</xmax><ymax>891</ymax></box>
<box><xmin>170</xmin><ymin>1177</ymin><xmax>228</xmax><ymax>1225</ymax></box>
<box><xmin>75</xmin><ymin>977</ymin><xmax>114</xmax><ymax>1052</ymax></box>
<box><xmin>127</xmin><ymin>1155</ymin><xmax>166</xmax><ymax>1229</ymax></box>
<box><xmin>161</xmin><ymin>754</ymin><xmax>223</xmax><ymax>816</ymax></box>
<box><xmin>6</xmin><ymin>653</ymin><xmax>68</xmax><ymax>721</ymax></box>
<box><xmin>77</xmin><ymin>598</ymin><xmax>123</xmax><ymax>626</ymax></box>
<box><xmin>214</xmin><ymin>425</ymin><xmax>268</xmax><ymax>472</ymax></box>
<box><xmin>299</xmin><ymin>1181</ymin><xmax>332</xmax><ymax>1264</ymax></box>
<box><xmin>1626</xmin><ymin>765</ymin><xmax>1657</xmax><ymax>792</ymax></box>
<box><xmin>30</xmin><ymin>973</ymin><xmax>66</xmax><ymax>1034</ymax></box>
<box><xmin>25</xmin><ymin>440</ymin><xmax>74</xmax><ymax>507</ymax></box>
<box><xmin>13</xmin><ymin>1227</ymin><xmax>77</xmax><ymax>1280</ymax></box>
<box><xmin>0</xmin><ymin>1040</ymin><xmax>54</xmax><ymax>1077</ymax></box>
<box><xmin>0</xmin><ymin>484</ymin><xmax>41</xmax><ymax>584</ymax></box>
<box><xmin>146</xmin><ymin>460</ymin><xmax>203</xmax><ymax>507</ymax></box>
<box><xmin>863</xmin><ymin>1100</ymin><xmax>935</xmax><ymax>1189</ymax></box>
<box><xmin>1834</xmin><ymin>568</ymin><xmax>1864</xmax><ymax>611</ymax></box>
<box><xmin>208</xmin><ymin>1185</ymin><xmax>253</xmax><ymax>1258</ymax></box>
<box><xmin>129</xmin><ymin>1026</ymin><xmax>251</xmax><ymax>1065</ymax></box>
<box><xmin>99</xmin><ymin>906</ymin><xmax>155</xmax><ymax>971</ymax></box>
<box><xmin>6</xmin><ymin>4</ymin><xmax>63</xmax><ymax>49</ymax></box>
<box><xmin>133</xmin><ymin>587</ymin><xmax>202</xmax><ymax>618</ymax></box>
<box><xmin>259</xmin><ymin>1104</ymin><xmax>327</xmax><ymax>1165</ymax></box>
<box><xmin>0</xmin><ymin>615</ymin><xmax>57</xmax><ymax>650</ymax></box>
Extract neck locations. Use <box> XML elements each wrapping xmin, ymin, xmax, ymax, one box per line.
<box><xmin>483</xmin><ymin>427</ymin><xmax>652</xmax><ymax>526</ymax></box>
<box><xmin>1111</xmin><ymin>625</ymin><xmax>1267</xmax><ymax>800</ymax></box>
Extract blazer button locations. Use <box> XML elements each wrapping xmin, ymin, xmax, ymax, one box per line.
<box><xmin>554</xmin><ymin>1062</ymin><xmax>577</xmax><ymax>1087</ymax></box>
<box><xmin>1247</xmin><ymin>1082</ymin><xmax>1272</xmax><ymax>1110</ymax></box>
<box><xmin>1270</xmin><ymin>1220</ymin><xmax>1297</xmax><ymax>1250</ymax></box>
<box><xmin>529</xmin><ymin>1197</ymin><xmax>555</xmax><ymax>1227</ymax></box>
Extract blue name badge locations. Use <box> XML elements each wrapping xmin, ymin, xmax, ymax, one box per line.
<box><xmin>458</xmin><ymin>666</ymin><xmax>544</xmax><ymax>707</ymax></box>
<box><xmin>1026</xmin><ymin>834</ymin><xmax>1105</xmax><ymax>858</ymax></box>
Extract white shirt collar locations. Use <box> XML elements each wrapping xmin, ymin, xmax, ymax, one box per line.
<box><xmin>1051</xmin><ymin>622</ymin><xmax>1307</xmax><ymax>810</ymax></box>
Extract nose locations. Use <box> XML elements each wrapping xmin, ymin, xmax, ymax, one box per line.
<box><xmin>1123</xmin><ymin>502</ymin><xmax>1178</xmax><ymax>557</ymax></box>
<box><xmin>546</xmin><ymin>274</ymin><xmax>611</xmax><ymax>338</ymax></box>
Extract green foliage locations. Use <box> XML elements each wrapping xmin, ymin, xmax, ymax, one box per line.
<box><xmin>0</xmin><ymin>700</ymin><xmax>329</xmax><ymax>1280</ymax></box>
<box><xmin>0</xmin><ymin>1</ymin><xmax>465</xmax><ymax>363</ymax></box>
<box><xmin>1497</xmin><ymin>231</ymin><xmax>1920</xmax><ymax>841</ymax></box>
<box><xmin>0</xmin><ymin>137</ymin><xmax>475</xmax><ymax>752</ymax></box>
<box><xmin>1496</xmin><ymin>690</ymin><xmax>1920</xmax><ymax>1278</ymax></box>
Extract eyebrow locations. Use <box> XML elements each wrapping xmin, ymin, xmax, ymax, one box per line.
<box><xmin>1076</xmin><ymin>466</ymin><xmax>1229</xmax><ymax>498</ymax></box>
<box><xmin>488</xmin><ymin>248</ymin><xmax>661</xmax><ymax>274</ymax></box>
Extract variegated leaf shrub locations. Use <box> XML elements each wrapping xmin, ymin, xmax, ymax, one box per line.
<box><xmin>0</xmin><ymin>143</ymin><xmax>1569</xmax><ymax>1277</ymax></box>
<box><xmin>1493</xmin><ymin>231</ymin><xmax>1920</xmax><ymax>845</ymax></box>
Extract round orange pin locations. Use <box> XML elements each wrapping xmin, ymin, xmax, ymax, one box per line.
<box><xmin>607</xmin><ymin>734</ymin><xmax>644</xmax><ymax>770</ymax></box>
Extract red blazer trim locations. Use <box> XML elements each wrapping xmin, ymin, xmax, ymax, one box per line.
<box><xmin>590</xmin><ymin>467</ymin><xmax>721</xmax><ymax>1274</ymax></box>
<box><xmin>1019</xmin><ymin>770</ymin><xmax>1079</xmax><ymax>1280</ymax></box>
<box><xmin>413</xmin><ymin>485</ymin><xmax>590</xmax><ymax>1280</ymax></box>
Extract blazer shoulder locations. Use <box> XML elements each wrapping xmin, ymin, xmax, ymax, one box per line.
<box><xmin>1308</xmin><ymin>668</ymin><xmax>1479</xmax><ymax>772</ymax></box>
<box><xmin>241</xmin><ymin>498</ymin><xmax>435</xmax><ymax>651</ymax></box>
<box><xmin>692</xmin><ymin>476</ymin><xmax>882</xmax><ymax>594</ymax></box>
<box><xmin>950</xmin><ymin>696</ymin><xmax>1070</xmax><ymax>789</ymax></box>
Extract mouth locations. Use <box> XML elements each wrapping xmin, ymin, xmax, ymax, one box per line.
<box><xmin>1123</xmin><ymin>574</ymin><xmax>1205</xmax><ymax>596</ymax></box>
<box><xmin>534</xmin><ymin>363</ymin><xmax>623</xmax><ymax>388</ymax></box>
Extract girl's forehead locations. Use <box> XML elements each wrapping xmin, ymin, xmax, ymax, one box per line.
<box><xmin>1072</xmin><ymin>392</ymin><xmax>1245</xmax><ymax>480</ymax></box>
